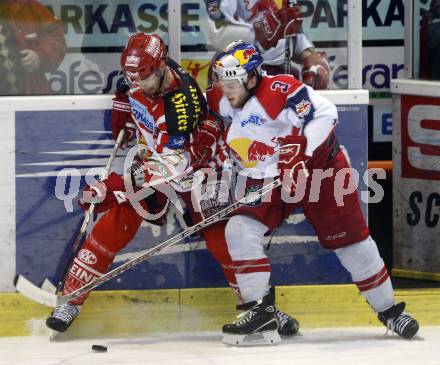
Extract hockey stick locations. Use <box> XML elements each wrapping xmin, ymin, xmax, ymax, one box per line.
<box><xmin>51</xmin><ymin>129</ymin><xmax>125</xmax><ymax>293</ymax></box>
<box><xmin>14</xmin><ymin>177</ymin><xmax>282</xmax><ymax>307</ymax></box>
<box><xmin>36</xmin><ymin>143</ymin><xmax>207</xmax><ymax>296</ymax></box>
<box><xmin>283</xmin><ymin>0</ymin><xmax>298</xmax><ymax>74</ymax></box>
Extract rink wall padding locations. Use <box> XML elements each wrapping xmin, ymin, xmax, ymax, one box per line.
<box><xmin>1</xmin><ymin>91</ymin><xmax>368</xmax><ymax>293</ymax></box>
<box><xmin>1</xmin><ymin>285</ymin><xmax>440</xmax><ymax>337</ymax></box>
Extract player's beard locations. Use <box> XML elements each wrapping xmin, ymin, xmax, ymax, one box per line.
<box><xmin>136</xmin><ymin>66</ymin><xmax>166</xmax><ymax>96</ymax></box>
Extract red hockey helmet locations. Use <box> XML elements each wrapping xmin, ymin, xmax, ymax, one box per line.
<box><xmin>120</xmin><ymin>33</ymin><xmax>167</xmax><ymax>83</ymax></box>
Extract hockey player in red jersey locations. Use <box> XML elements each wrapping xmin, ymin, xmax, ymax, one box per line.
<box><xmin>204</xmin><ymin>0</ymin><xmax>329</xmax><ymax>89</ymax></box>
<box><xmin>207</xmin><ymin>40</ymin><xmax>419</xmax><ymax>345</ymax></box>
<box><xmin>45</xmin><ymin>33</ymin><xmax>298</xmax><ymax>338</ymax></box>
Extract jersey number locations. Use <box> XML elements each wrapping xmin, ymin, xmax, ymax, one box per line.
<box><xmin>271</xmin><ymin>81</ymin><xmax>289</xmax><ymax>93</ymax></box>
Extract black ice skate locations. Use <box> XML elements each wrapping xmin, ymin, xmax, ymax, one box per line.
<box><xmin>275</xmin><ymin>309</ymin><xmax>300</xmax><ymax>337</ymax></box>
<box><xmin>223</xmin><ymin>287</ymin><xmax>281</xmax><ymax>346</ymax></box>
<box><xmin>46</xmin><ymin>303</ymin><xmax>80</xmax><ymax>332</ymax></box>
<box><xmin>378</xmin><ymin>302</ymin><xmax>419</xmax><ymax>339</ymax></box>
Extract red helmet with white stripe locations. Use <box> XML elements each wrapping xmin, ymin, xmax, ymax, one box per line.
<box><xmin>120</xmin><ymin>33</ymin><xmax>167</xmax><ymax>83</ymax></box>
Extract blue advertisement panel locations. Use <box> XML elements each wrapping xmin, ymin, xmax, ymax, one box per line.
<box><xmin>15</xmin><ymin>105</ymin><xmax>367</xmax><ymax>290</ymax></box>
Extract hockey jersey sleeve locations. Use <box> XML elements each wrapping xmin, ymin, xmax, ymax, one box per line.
<box><xmin>284</xmin><ymin>84</ymin><xmax>338</xmax><ymax>156</ymax></box>
<box><xmin>220</xmin><ymin>0</ymin><xmax>253</xmax><ymax>28</ymax></box>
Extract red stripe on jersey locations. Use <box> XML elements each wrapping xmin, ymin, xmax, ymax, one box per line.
<box><xmin>233</xmin><ymin>258</ymin><xmax>270</xmax><ymax>266</ymax></box>
<box><xmin>234</xmin><ymin>265</ymin><xmax>271</xmax><ymax>274</ymax></box>
<box><xmin>354</xmin><ymin>265</ymin><xmax>390</xmax><ymax>292</ymax></box>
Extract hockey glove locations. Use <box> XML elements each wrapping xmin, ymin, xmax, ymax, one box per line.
<box><xmin>301</xmin><ymin>51</ymin><xmax>330</xmax><ymax>90</ymax></box>
<box><xmin>190</xmin><ymin>117</ymin><xmax>223</xmax><ymax>170</ymax></box>
<box><xmin>278</xmin><ymin>135</ymin><xmax>309</xmax><ymax>194</ymax></box>
<box><xmin>253</xmin><ymin>6</ymin><xmax>303</xmax><ymax>50</ymax></box>
<box><xmin>79</xmin><ymin>172</ymin><xmax>127</xmax><ymax>213</ymax></box>
<box><xmin>111</xmin><ymin>90</ymin><xmax>137</xmax><ymax>147</ymax></box>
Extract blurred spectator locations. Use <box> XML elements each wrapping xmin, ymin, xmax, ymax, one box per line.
<box><xmin>420</xmin><ymin>0</ymin><xmax>440</xmax><ymax>80</ymax></box>
<box><xmin>0</xmin><ymin>0</ymin><xmax>66</xmax><ymax>95</ymax></box>
<box><xmin>204</xmin><ymin>0</ymin><xmax>329</xmax><ymax>89</ymax></box>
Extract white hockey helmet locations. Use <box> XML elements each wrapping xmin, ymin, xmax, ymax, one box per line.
<box><xmin>213</xmin><ymin>40</ymin><xmax>263</xmax><ymax>84</ymax></box>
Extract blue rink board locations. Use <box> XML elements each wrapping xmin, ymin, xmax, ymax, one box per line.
<box><xmin>15</xmin><ymin>105</ymin><xmax>367</xmax><ymax>290</ymax></box>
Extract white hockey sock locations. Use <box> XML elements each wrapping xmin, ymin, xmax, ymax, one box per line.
<box><xmin>335</xmin><ymin>236</ymin><xmax>395</xmax><ymax>313</ymax></box>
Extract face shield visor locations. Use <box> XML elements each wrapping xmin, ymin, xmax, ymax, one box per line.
<box><xmin>124</xmin><ymin>68</ymin><xmax>164</xmax><ymax>95</ymax></box>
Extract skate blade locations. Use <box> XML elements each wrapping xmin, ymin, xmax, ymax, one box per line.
<box><xmin>222</xmin><ymin>330</ymin><xmax>281</xmax><ymax>346</ymax></box>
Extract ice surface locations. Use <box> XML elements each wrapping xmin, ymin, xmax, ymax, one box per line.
<box><xmin>1</xmin><ymin>327</ymin><xmax>440</xmax><ymax>365</ymax></box>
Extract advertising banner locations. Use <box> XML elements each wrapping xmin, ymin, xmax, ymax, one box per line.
<box><xmin>10</xmin><ymin>98</ymin><xmax>368</xmax><ymax>291</ymax></box>
<box><xmin>393</xmin><ymin>93</ymin><xmax>440</xmax><ymax>278</ymax></box>
<box><xmin>39</xmin><ymin>0</ymin><xmax>406</xmax><ymax>48</ymax></box>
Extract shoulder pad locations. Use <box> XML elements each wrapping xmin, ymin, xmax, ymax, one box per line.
<box><xmin>206</xmin><ymin>85</ymin><xmax>224</xmax><ymax>115</ymax></box>
<box><xmin>255</xmin><ymin>75</ymin><xmax>303</xmax><ymax>119</ymax></box>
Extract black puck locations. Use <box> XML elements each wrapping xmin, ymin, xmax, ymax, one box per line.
<box><xmin>92</xmin><ymin>345</ymin><xmax>107</xmax><ymax>352</ymax></box>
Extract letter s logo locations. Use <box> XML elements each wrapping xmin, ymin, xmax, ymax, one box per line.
<box><xmin>402</xmin><ymin>96</ymin><xmax>440</xmax><ymax>180</ymax></box>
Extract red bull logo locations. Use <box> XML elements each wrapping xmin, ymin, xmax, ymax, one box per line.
<box><xmin>229</xmin><ymin>138</ymin><xmax>275</xmax><ymax>168</ymax></box>
<box><xmin>248</xmin><ymin>140</ymin><xmax>275</xmax><ymax>162</ymax></box>
<box><xmin>233</xmin><ymin>48</ymin><xmax>257</xmax><ymax>65</ymax></box>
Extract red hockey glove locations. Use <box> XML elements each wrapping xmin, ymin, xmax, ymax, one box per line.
<box><xmin>278</xmin><ymin>135</ymin><xmax>309</xmax><ymax>193</ymax></box>
<box><xmin>111</xmin><ymin>90</ymin><xmax>137</xmax><ymax>147</ymax></box>
<box><xmin>79</xmin><ymin>172</ymin><xmax>127</xmax><ymax>213</ymax></box>
<box><xmin>253</xmin><ymin>6</ymin><xmax>303</xmax><ymax>50</ymax></box>
<box><xmin>301</xmin><ymin>51</ymin><xmax>330</xmax><ymax>90</ymax></box>
<box><xmin>190</xmin><ymin>117</ymin><xmax>223</xmax><ymax>170</ymax></box>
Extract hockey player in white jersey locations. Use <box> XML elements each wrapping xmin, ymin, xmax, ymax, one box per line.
<box><xmin>204</xmin><ymin>0</ymin><xmax>329</xmax><ymax>89</ymax></box>
<box><xmin>207</xmin><ymin>41</ymin><xmax>419</xmax><ymax>345</ymax></box>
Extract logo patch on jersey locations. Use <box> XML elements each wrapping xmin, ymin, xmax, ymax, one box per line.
<box><xmin>129</xmin><ymin>97</ymin><xmax>155</xmax><ymax>131</ymax></box>
<box><xmin>295</xmin><ymin>99</ymin><xmax>312</xmax><ymax>118</ymax></box>
<box><xmin>125</xmin><ymin>55</ymin><xmax>140</xmax><ymax>67</ymax></box>
<box><xmin>146</xmin><ymin>37</ymin><xmax>161</xmax><ymax>58</ymax></box>
<box><xmin>244</xmin><ymin>184</ymin><xmax>263</xmax><ymax>207</ymax></box>
<box><xmin>166</xmin><ymin>135</ymin><xmax>187</xmax><ymax>149</ymax></box>
<box><xmin>241</xmin><ymin>115</ymin><xmax>263</xmax><ymax>127</ymax></box>
<box><xmin>78</xmin><ymin>249</ymin><xmax>97</xmax><ymax>265</ymax></box>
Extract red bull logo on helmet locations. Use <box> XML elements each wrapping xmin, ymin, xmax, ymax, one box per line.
<box><xmin>233</xmin><ymin>48</ymin><xmax>257</xmax><ymax>65</ymax></box>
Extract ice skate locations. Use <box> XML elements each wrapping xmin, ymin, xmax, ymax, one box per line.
<box><xmin>46</xmin><ymin>303</ymin><xmax>80</xmax><ymax>333</ymax></box>
<box><xmin>276</xmin><ymin>309</ymin><xmax>300</xmax><ymax>337</ymax></box>
<box><xmin>222</xmin><ymin>288</ymin><xmax>281</xmax><ymax>346</ymax></box>
<box><xmin>378</xmin><ymin>302</ymin><xmax>419</xmax><ymax>339</ymax></box>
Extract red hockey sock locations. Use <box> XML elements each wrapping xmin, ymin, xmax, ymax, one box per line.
<box><xmin>63</xmin><ymin>204</ymin><xmax>144</xmax><ymax>305</ymax></box>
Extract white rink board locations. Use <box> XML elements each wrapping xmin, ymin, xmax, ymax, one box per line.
<box><xmin>1</xmin><ymin>327</ymin><xmax>440</xmax><ymax>365</ymax></box>
<box><xmin>0</xmin><ymin>90</ymin><xmax>368</xmax><ymax>292</ymax></box>
<box><xmin>392</xmin><ymin>80</ymin><xmax>440</xmax><ymax>277</ymax></box>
